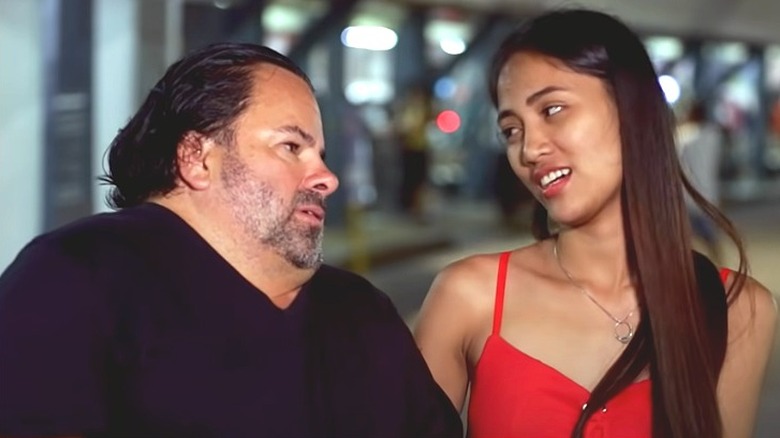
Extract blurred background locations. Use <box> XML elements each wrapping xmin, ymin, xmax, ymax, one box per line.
<box><xmin>1</xmin><ymin>0</ymin><xmax>779</xmax><ymax>434</ymax></box>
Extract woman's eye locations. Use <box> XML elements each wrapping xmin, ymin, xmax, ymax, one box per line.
<box><xmin>499</xmin><ymin>126</ymin><xmax>523</xmax><ymax>143</ymax></box>
<box><xmin>543</xmin><ymin>105</ymin><xmax>563</xmax><ymax>117</ymax></box>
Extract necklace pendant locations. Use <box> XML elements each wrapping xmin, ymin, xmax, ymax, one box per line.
<box><xmin>614</xmin><ymin>320</ymin><xmax>634</xmax><ymax>344</ymax></box>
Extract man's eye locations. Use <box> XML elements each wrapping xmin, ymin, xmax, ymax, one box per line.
<box><xmin>283</xmin><ymin>142</ymin><xmax>302</xmax><ymax>153</ymax></box>
<box><xmin>543</xmin><ymin>105</ymin><xmax>563</xmax><ymax>117</ymax></box>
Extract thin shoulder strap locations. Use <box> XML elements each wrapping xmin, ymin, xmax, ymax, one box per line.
<box><xmin>493</xmin><ymin>251</ymin><xmax>511</xmax><ymax>335</ymax></box>
<box><xmin>719</xmin><ymin>267</ymin><xmax>731</xmax><ymax>285</ymax></box>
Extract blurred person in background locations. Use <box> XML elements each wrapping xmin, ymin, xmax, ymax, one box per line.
<box><xmin>395</xmin><ymin>83</ymin><xmax>434</xmax><ymax>221</ymax></box>
<box><xmin>767</xmin><ymin>96</ymin><xmax>780</xmax><ymax>175</ymax></box>
<box><xmin>414</xmin><ymin>8</ymin><xmax>776</xmax><ymax>438</ymax></box>
<box><xmin>677</xmin><ymin>100</ymin><xmax>725</xmax><ymax>263</ymax></box>
<box><xmin>492</xmin><ymin>145</ymin><xmax>534</xmax><ymax>229</ymax></box>
<box><xmin>0</xmin><ymin>42</ymin><xmax>461</xmax><ymax>438</ymax></box>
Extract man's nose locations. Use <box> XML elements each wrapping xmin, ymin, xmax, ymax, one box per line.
<box><xmin>306</xmin><ymin>161</ymin><xmax>339</xmax><ymax>197</ymax></box>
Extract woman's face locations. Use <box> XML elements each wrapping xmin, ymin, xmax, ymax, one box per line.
<box><xmin>495</xmin><ymin>51</ymin><xmax>624</xmax><ymax>229</ymax></box>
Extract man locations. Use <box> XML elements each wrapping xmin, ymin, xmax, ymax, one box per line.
<box><xmin>0</xmin><ymin>43</ymin><xmax>462</xmax><ymax>437</ymax></box>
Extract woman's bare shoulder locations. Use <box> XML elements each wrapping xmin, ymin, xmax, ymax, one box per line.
<box><xmin>436</xmin><ymin>251</ymin><xmax>503</xmax><ymax>280</ymax></box>
<box><xmin>427</xmin><ymin>252</ymin><xmax>505</xmax><ymax>304</ymax></box>
<box><xmin>428</xmin><ymin>242</ymin><xmax>545</xmax><ymax>302</ymax></box>
<box><xmin>434</xmin><ymin>244</ymin><xmax>534</xmax><ymax>285</ymax></box>
<box><xmin>724</xmin><ymin>272</ymin><xmax>777</xmax><ymax>341</ymax></box>
<box><xmin>717</xmin><ymin>272</ymin><xmax>777</xmax><ymax>437</ymax></box>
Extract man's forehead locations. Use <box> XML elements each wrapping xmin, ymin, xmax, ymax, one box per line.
<box><xmin>237</xmin><ymin>66</ymin><xmax>324</xmax><ymax>144</ymax></box>
<box><xmin>252</xmin><ymin>63</ymin><xmax>285</xmax><ymax>82</ymax></box>
<box><xmin>251</xmin><ymin>63</ymin><xmax>309</xmax><ymax>89</ymax></box>
<box><xmin>247</xmin><ymin>64</ymin><xmax>317</xmax><ymax>108</ymax></box>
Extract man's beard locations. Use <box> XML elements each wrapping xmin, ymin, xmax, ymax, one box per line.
<box><xmin>261</xmin><ymin>190</ymin><xmax>325</xmax><ymax>269</ymax></box>
<box><xmin>221</xmin><ymin>152</ymin><xmax>326</xmax><ymax>269</ymax></box>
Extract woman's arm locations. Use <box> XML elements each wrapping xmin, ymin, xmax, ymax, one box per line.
<box><xmin>717</xmin><ymin>273</ymin><xmax>778</xmax><ymax>438</ymax></box>
<box><xmin>413</xmin><ymin>257</ymin><xmax>492</xmax><ymax>412</ymax></box>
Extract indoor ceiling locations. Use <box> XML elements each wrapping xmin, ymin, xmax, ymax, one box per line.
<box><xmin>185</xmin><ymin>0</ymin><xmax>780</xmax><ymax>45</ymax></box>
<box><xmin>402</xmin><ymin>0</ymin><xmax>780</xmax><ymax>44</ymax></box>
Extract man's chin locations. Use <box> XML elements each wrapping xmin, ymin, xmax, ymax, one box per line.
<box><xmin>288</xmin><ymin>253</ymin><xmax>323</xmax><ymax>270</ymax></box>
<box><xmin>282</xmin><ymin>241</ymin><xmax>323</xmax><ymax>270</ymax></box>
<box><xmin>290</xmin><ymin>221</ymin><xmax>323</xmax><ymax>239</ymax></box>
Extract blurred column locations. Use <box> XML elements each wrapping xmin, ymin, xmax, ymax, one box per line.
<box><xmin>41</xmin><ymin>0</ymin><xmax>94</xmax><ymax>230</ymax></box>
<box><xmin>750</xmin><ymin>45</ymin><xmax>769</xmax><ymax>181</ymax></box>
<box><xmin>0</xmin><ymin>0</ymin><xmax>45</xmax><ymax>270</ymax></box>
<box><xmin>687</xmin><ymin>40</ymin><xmax>706</xmax><ymax>101</ymax></box>
<box><xmin>319</xmin><ymin>29</ymin><xmax>349</xmax><ymax>228</ymax></box>
<box><xmin>287</xmin><ymin>0</ymin><xmax>358</xmax><ymax>228</ymax></box>
<box><xmin>394</xmin><ymin>6</ymin><xmax>428</xmax><ymax>93</ymax></box>
<box><xmin>221</xmin><ymin>1</ymin><xmax>265</xmax><ymax>43</ymax></box>
<box><xmin>138</xmin><ymin>0</ymin><xmax>181</xmax><ymax>98</ymax></box>
<box><xmin>287</xmin><ymin>0</ymin><xmax>358</xmax><ymax>65</ymax></box>
<box><xmin>93</xmin><ymin>0</ymin><xmax>140</xmax><ymax>212</ymax></box>
<box><xmin>165</xmin><ymin>0</ymin><xmax>183</xmax><ymax>66</ymax></box>
<box><xmin>182</xmin><ymin>1</ymin><xmax>264</xmax><ymax>52</ymax></box>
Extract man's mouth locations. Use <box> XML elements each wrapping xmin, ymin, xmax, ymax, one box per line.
<box><xmin>298</xmin><ymin>206</ymin><xmax>324</xmax><ymax>221</ymax></box>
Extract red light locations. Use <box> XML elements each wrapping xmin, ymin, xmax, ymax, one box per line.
<box><xmin>436</xmin><ymin>110</ymin><xmax>461</xmax><ymax>134</ymax></box>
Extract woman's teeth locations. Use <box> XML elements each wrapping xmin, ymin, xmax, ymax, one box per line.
<box><xmin>540</xmin><ymin>168</ymin><xmax>571</xmax><ymax>188</ymax></box>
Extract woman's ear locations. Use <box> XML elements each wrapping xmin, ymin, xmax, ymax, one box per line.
<box><xmin>176</xmin><ymin>132</ymin><xmax>216</xmax><ymax>190</ymax></box>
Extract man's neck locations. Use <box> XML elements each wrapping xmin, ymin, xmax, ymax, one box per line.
<box><xmin>151</xmin><ymin>196</ymin><xmax>316</xmax><ymax>309</ymax></box>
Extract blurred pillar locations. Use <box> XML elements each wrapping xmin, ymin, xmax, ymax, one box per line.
<box><xmin>430</xmin><ymin>14</ymin><xmax>501</xmax><ymax>83</ymax></box>
<box><xmin>93</xmin><ymin>0</ymin><xmax>140</xmax><ymax>212</ymax></box>
<box><xmin>750</xmin><ymin>45</ymin><xmax>769</xmax><ymax>180</ymax></box>
<box><xmin>286</xmin><ymin>0</ymin><xmax>358</xmax><ymax>229</ymax></box>
<box><xmin>41</xmin><ymin>0</ymin><xmax>94</xmax><ymax>230</ymax></box>
<box><xmin>319</xmin><ymin>29</ymin><xmax>348</xmax><ymax>228</ymax></box>
<box><xmin>138</xmin><ymin>0</ymin><xmax>176</xmax><ymax>98</ymax></box>
<box><xmin>394</xmin><ymin>6</ymin><xmax>428</xmax><ymax>93</ymax></box>
<box><xmin>164</xmin><ymin>0</ymin><xmax>184</xmax><ymax>65</ymax></box>
<box><xmin>183</xmin><ymin>1</ymin><xmax>264</xmax><ymax>52</ymax></box>
<box><xmin>183</xmin><ymin>2</ymin><xmax>225</xmax><ymax>52</ymax></box>
<box><xmin>323</xmin><ymin>30</ymin><xmax>370</xmax><ymax>272</ymax></box>
<box><xmin>687</xmin><ymin>40</ymin><xmax>706</xmax><ymax>102</ymax></box>
<box><xmin>287</xmin><ymin>0</ymin><xmax>358</xmax><ymax>66</ymax></box>
<box><xmin>0</xmin><ymin>0</ymin><xmax>45</xmax><ymax>270</ymax></box>
<box><xmin>222</xmin><ymin>0</ymin><xmax>265</xmax><ymax>43</ymax></box>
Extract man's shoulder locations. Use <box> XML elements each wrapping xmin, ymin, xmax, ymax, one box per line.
<box><xmin>9</xmin><ymin>204</ymin><xmax>166</xmax><ymax>270</ymax></box>
<box><xmin>312</xmin><ymin>264</ymin><xmax>376</xmax><ymax>287</ymax></box>
<box><xmin>307</xmin><ymin>265</ymin><xmax>419</xmax><ymax>362</ymax></box>
<box><xmin>54</xmin><ymin>203</ymin><xmax>166</xmax><ymax>236</ymax></box>
<box><xmin>0</xmin><ymin>210</ymin><xmax>142</xmax><ymax>314</ymax></box>
<box><xmin>311</xmin><ymin>264</ymin><xmax>388</xmax><ymax>300</ymax></box>
<box><xmin>309</xmin><ymin>264</ymin><xmax>400</xmax><ymax>320</ymax></box>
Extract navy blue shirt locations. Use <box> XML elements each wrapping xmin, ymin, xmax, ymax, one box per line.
<box><xmin>0</xmin><ymin>203</ymin><xmax>462</xmax><ymax>437</ymax></box>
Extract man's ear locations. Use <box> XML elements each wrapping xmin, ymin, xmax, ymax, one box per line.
<box><xmin>176</xmin><ymin>132</ymin><xmax>217</xmax><ymax>190</ymax></box>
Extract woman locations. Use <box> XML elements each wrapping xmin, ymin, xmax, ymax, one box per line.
<box><xmin>414</xmin><ymin>8</ymin><xmax>777</xmax><ymax>438</ymax></box>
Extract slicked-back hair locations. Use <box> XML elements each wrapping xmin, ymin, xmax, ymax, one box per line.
<box><xmin>488</xmin><ymin>8</ymin><xmax>747</xmax><ymax>438</ymax></box>
<box><xmin>100</xmin><ymin>42</ymin><xmax>313</xmax><ymax>209</ymax></box>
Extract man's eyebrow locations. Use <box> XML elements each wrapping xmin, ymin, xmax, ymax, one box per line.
<box><xmin>275</xmin><ymin>125</ymin><xmax>316</xmax><ymax>146</ymax></box>
<box><xmin>275</xmin><ymin>124</ymin><xmax>327</xmax><ymax>158</ymax></box>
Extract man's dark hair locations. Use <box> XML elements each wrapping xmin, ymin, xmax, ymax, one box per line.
<box><xmin>100</xmin><ymin>42</ymin><xmax>313</xmax><ymax>209</ymax></box>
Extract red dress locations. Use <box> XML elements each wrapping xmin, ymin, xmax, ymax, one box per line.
<box><xmin>467</xmin><ymin>251</ymin><xmax>731</xmax><ymax>438</ymax></box>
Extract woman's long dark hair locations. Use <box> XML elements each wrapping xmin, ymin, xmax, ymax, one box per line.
<box><xmin>99</xmin><ymin>42</ymin><xmax>313</xmax><ymax>209</ymax></box>
<box><xmin>488</xmin><ymin>9</ymin><xmax>748</xmax><ymax>438</ymax></box>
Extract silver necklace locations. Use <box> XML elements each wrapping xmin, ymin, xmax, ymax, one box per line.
<box><xmin>552</xmin><ymin>239</ymin><xmax>636</xmax><ymax>344</ymax></box>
